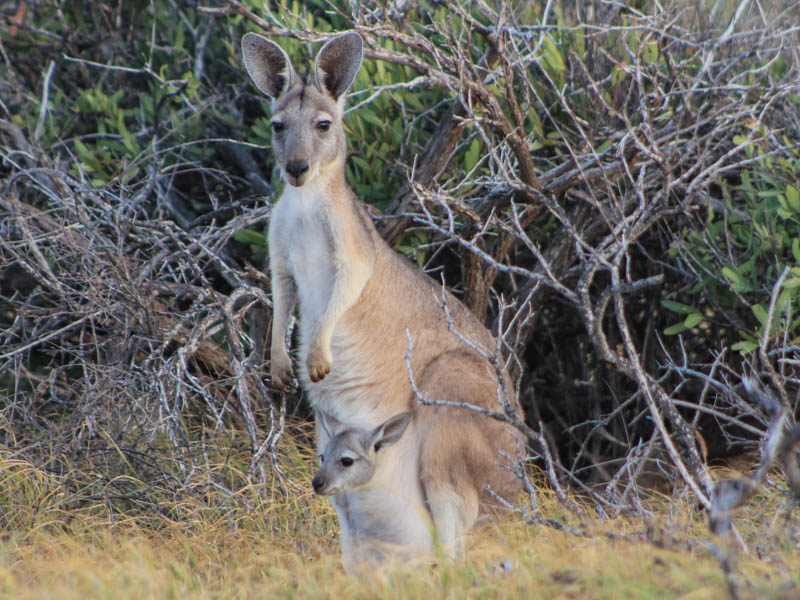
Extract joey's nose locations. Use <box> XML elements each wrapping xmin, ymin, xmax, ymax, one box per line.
<box><xmin>312</xmin><ymin>475</ymin><xmax>325</xmax><ymax>494</ymax></box>
<box><xmin>285</xmin><ymin>160</ymin><xmax>309</xmax><ymax>180</ymax></box>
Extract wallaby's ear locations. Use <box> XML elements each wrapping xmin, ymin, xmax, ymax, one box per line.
<box><xmin>316</xmin><ymin>410</ymin><xmax>333</xmax><ymax>441</ymax></box>
<box><xmin>242</xmin><ymin>33</ymin><xmax>297</xmax><ymax>99</ymax></box>
<box><xmin>314</xmin><ymin>32</ymin><xmax>363</xmax><ymax>100</ymax></box>
<box><xmin>316</xmin><ymin>410</ymin><xmax>344</xmax><ymax>441</ymax></box>
<box><xmin>370</xmin><ymin>412</ymin><xmax>412</xmax><ymax>453</ymax></box>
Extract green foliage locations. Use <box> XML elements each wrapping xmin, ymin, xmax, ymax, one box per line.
<box><xmin>233</xmin><ymin>228</ymin><xmax>267</xmax><ymax>263</ymax></box>
<box><xmin>666</xmin><ymin>139</ymin><xmax>800</xmax><ymax>351</ymax></box>
<box><xmin>394</xmin><ymin>230</ymin><xmax>429</xmax><ymax>268</ymax></box>
<box><xmin>4</xmin><ymin>1</ymin><xmax>221</xmax><ymax>191</ymax></box>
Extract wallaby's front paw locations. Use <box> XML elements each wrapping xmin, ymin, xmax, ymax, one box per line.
<box><xmin>307</xmin><ymin>345</ymin><xmax>332</xmax><ymax>382</ymax></box>
<box><xmin>270</xmin><ymin>351</ymin><xmax>294</xmax><ymax>390</ymax></box>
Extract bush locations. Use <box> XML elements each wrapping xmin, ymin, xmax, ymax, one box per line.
<box><xmin>667</xmin><ymin>141</ymin><xmax>800</xmax><ymax>353</ymax></box>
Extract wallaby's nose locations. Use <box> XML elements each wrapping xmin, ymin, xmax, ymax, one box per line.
<box><xmin>311</xmin><ymin>474</ymin><xmax>325</xmax><ymax>494</ymax></box>
<box><xmin>285</xmin><ymin>160</ymin><xmax>309</xmax><ymax>180</ymax></box>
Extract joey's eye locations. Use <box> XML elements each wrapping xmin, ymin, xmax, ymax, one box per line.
<box><xmin>340</xmin><ymin>457</ymin><xmax>354</xmax><ymax>467</ymax></box>
<box><xmin>316</xmin><ymin>120</ymin><xmax>331</xmax><ymax>132</ymax></box>
<box><xmin>319</xmin><ymin>454</ymin><xmax>325</xmax><ymax>463</ymax></box>
<box><xmin>271</xmin><ymin>121</ymin><xmax>285</xmax><ymax>133</ymax></box>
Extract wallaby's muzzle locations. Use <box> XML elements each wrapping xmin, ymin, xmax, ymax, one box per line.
<box><xmin>285</xmin><ymin>160</ymin><xmax>310</xmax><ymax>186</ymax></box>
<box><xmin>311</xmin><ymin>474</ymin><xmax>330</xmax><ymax>495</ymax></box>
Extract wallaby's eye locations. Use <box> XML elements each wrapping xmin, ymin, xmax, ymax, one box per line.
<box><xmin>319</xmin><ymin>454</ymin><xmax>325</xmax><ymax>463</ymax></box>
<box><xmin>316</xmin><ymin>120</ymin><xmax>331</xmax><ymax>132</ymax></box>
<box><xmin>373</xmin><ymin>442</ymin><xmax>382</xmax><ymax>453</ymax></box>
<box><xmin>272</xmin><ymin>121</ymin><xmax>286</xmax><ymax>133</ymax></box>
<box><xmin>340</xmin><ymin>457</ymin><xmax>354</xmax><ymax>467</ymax></box>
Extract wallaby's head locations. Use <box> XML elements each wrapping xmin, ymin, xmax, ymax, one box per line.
<box><xmin>312</xmin><ymin>412</ymin><xmax>412</xmax><ymax>496</ymax></box>
<box><xmin>241</xmin><ymin>32</ymin><xmax>363</xmax><ymax>188</ymax></box>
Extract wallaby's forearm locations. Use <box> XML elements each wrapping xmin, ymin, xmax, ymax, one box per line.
<box><xmin>307</xmin><ymin>234</ymin><xmax>374</xmax><ymax>381</ymax></box>
<box><xmin>269</xmin><ymin>264</ymin><xmax>296</xmax><ymax>389</ymax></box>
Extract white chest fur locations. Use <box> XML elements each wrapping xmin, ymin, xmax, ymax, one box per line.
<box><xmin>270</xmin><ymin>183</ymin><xmax>336</xmax><ymax>342</ymax></box>
<box><xmin>269</xmin><ymin>178</ymin><xmax>377</xmax><ymax>417</ymax></box>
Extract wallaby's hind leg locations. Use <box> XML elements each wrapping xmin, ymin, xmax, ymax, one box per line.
<box><xmin>418</xmin><ymin>406</ymin><xmax>489</xmax><ymax>557</ymax></box>
<box><xmin>415</xmin><ymin>351</ymin><xmax>522</xmax><ymax>556</ymax></box>
<box><xmin>425</xmin><ymin>484</ymin><xmax>479</xmax><ymax>557</ymax></box>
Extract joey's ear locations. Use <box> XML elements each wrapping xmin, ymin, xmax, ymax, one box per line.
<box><xmin>370</xmin><ymin>412</ymin><xmax>412</xmax><ymax>453</ymax></box>
<box><xmin>314</xmin><ymin>32</ymin><xmax>363</xmax><ymax>100</ymax></box>
<box><xmin>316</xmin><ymin>410</ymin><xmax>344</xmax><ymax>441</ymax></box>
<box><xmin>242</xmin><ymin>33</ymin><xmax>298</xmax><ymax>99</ymax></box>
<box><xmin>316</xmin><ymin>411</ymin><xmax>333</xmax><ymax>441</ymax></box>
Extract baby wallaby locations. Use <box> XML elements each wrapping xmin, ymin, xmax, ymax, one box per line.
<box><xmin>312</xmin><ymin>411</ymin><xmax>412</xmax><ymax>496</ymax></box>
<box><xmin>312</xmin><ymin>411</ymin><xmax>434</xmax><ymax>573</ymax></box>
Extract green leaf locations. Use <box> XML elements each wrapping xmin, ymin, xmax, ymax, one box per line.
<box><xmin>786</xmin><ymin>184</ymin><xmax>800</xmax><ymax>211</ymax></box>
<box><xmin>359</xmin><ymin>108</ymin><xmax>385</xmax><ymax>130</ymax></box>
<box><xmin>684</xmin><ymin>312</ymin><xmax>704</xmax><ymax>328</ymax></box>
<box><xmin>74</xmin><ymin>139</ymin><xmax>105</xmax><ymax>174</ymax></box>
<box><xmin>664</xmin><ymin>323</ymin><xmax>688</xmax><ymax>335</ymax></box>
<box><xmin>791</xmin><ymin>315</ymin><xmax>800</xmax><ymax>335</ymax></box>
<box><xmin>118</xmin><ymin>116</ymin><xmax>140</xmax><ymax>156</ymax></box>
<box><xmin>661</xmin><ymin>300</ymin><xmax>696</xmax><ymax>314</ymax></box>
<box><xmin>364</xmin><ymin>140</ymin><xmax>378</xmax><ymax>160</ymax></box>
<box><xmin>752</xmin><ymin>304</ymin><xmax>767</xmax><ymax>326</ymax></box>
<box><xmin>732</xmin><ymin>340</ymin><xmax>758</xmax><ymax>353</ymax></box>
<box><xmin>540</xmin><ymin>36</ymin><xmax>565</xmax><ymax>83</ymax></box>
<box><xmin>464</xmin><ymin>138</ymin><xmax>480</xmax><ymax>172</ymax></box>
<box><xmin>721</xmin><ymin>267</ymin><xmax>739</xmax><ymax>283</ymax></box>
<box><xmin>778</xmin><ymin>287</ymin><xmax>795</xmax><ymax>310</ymax></box>
<box><xmin>120</xmin><ymin>165</ymin><xmax>140</xmax><ymax>183</ymax></box>
<box><xmin>783</xmin><ymin>276</ymin><xmax>800</xmax><ymax>289</ymax></box>
<box><xmin>402</xmin><ymin>92</ymin><xmax>422</xmax><ymax>111</ymax></box>
<box><xmin>741</xmin><ymin>169</ymin><xmax>752</xmax><ymax>191</ymax></box>
<box><xmin>350</xmin><ymin>155</ymin><xmax>372</xmax><ymax>173</ymax></box>
<box><xmin>722</xmin><ymin>266</ymin><xmax>745</xmax><ymax>291</ymax></box>
<box><xmin>643</xmin><ymin>41</ymin><xmax>658</xmax><ymax>66</ymax></box>
<box><xmin>571</xmin><ymin>27</ymin><xmax>586</xmax><ymax>55</ymax></box>
<box><xmin>234</xmin><ymin>229</ymin><xmax>266</xmax><ymax>246</ymax></box>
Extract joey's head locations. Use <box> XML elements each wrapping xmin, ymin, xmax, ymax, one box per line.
<box><xmin>311</xmin><ymin>412</ymin><xmax>412</xmax><ymax>496</ymax></box>
<box><xmin>242</xmin><ymin>32</ymin><xmax>363</xmax><ymax>188</ymax></box>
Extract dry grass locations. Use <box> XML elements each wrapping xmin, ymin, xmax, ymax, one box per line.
<box><xmin>1</xmin><ymin>438</ymin><xmax>798</xmax><ymax>600</ymax></box>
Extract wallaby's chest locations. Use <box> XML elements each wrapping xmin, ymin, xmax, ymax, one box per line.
<box><xmin>271</xmin><ymin>191</ymin><xmax>336</xmax><ymax>324</ymax></box>
<box><xmin>336</xmin><ymin>485</ymin><xmax>433</xmax><ymax>549</ymax></box>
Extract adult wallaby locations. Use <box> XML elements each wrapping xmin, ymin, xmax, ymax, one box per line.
<box><xmin>241</xmin><ymin>31</ymin><xmax>523</xmax><ymax>562</ymax></box>
<box><xmin>312</xmin><ymin>411</ymin><xmax>434</xmax><ymax>572</ymax></box>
